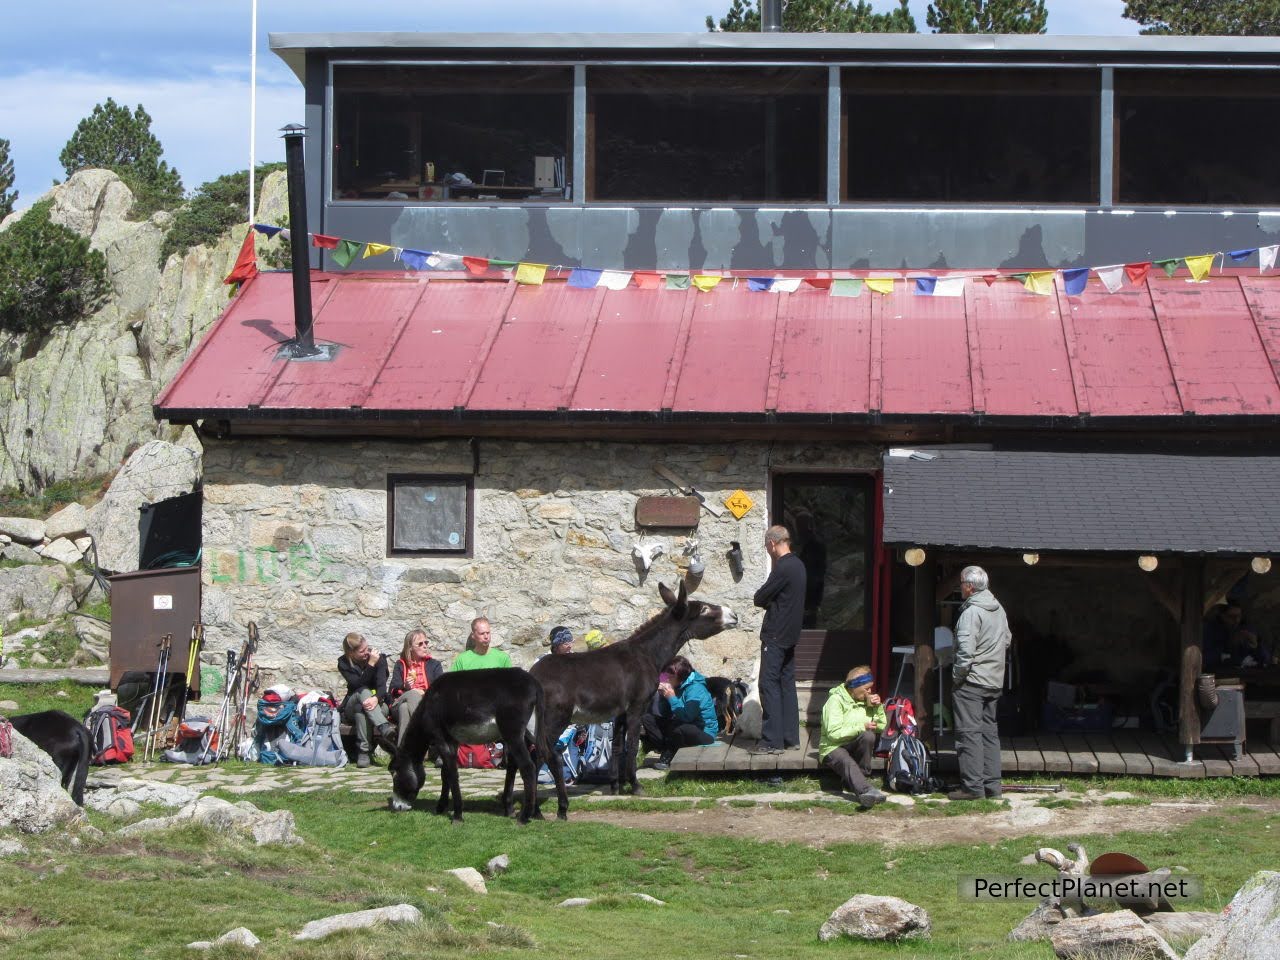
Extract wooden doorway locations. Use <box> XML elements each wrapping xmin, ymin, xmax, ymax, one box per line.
<box><xmin>770</xmin><ymin>473</ymin><xmax>875</xmax><ymax>682</ymax></box>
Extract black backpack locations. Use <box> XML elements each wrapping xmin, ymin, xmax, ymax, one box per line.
<box><xmin>883</xmin><ymin>734</ymin><xmax>932</xmax><ymax>794</ymax></box>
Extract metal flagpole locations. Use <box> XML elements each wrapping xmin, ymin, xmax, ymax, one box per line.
<box><xmin>248</xmin><ymin>0</ymin><xmax>258</xmax><ymax>221</ymax></box>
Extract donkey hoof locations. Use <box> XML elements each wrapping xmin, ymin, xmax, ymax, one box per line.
<box><xmin>388</xmin><ymin>796</ymin><xmax>412</xmax><ymax>813</ymax></box>
<box><xmin>557</xmin><ymin>810</ymin><xmax>569</xmax><ymax>821</ymax></box>
<box><xmin>450</xmin><ymin>817</ymin><xmax>464</xmax><ymax>827</ymax></box>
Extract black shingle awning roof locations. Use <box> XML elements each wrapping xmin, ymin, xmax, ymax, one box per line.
<box><xmin>882</xmin><ymin>449</ymin><xmax>1280</xmax><ymax>555</ymax></box>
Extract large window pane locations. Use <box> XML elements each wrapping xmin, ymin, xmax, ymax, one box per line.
<box><xmin>1117</xmin><ymin>70</ymin><xmax>1280</xmax><ymax>205</ymax></box>
<box><xmin>842</xmin><ymin>68</ymin><xmax>1098</xmax><ymax>203</ymax></box>
<box><xmin>588</xmin><ymin>67</ymin><xmax>826</xmax><ymax>202</ymax></box>
<box><xmin>333</xmin><ymin>66</ymin><xmax>572</xmax><ymax>202</ymax></box>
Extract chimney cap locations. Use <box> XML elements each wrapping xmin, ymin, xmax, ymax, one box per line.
<box><xmin>280</xmin><ymin>122</ymin><xmax>307</xmax><ymax>137</ymax></box>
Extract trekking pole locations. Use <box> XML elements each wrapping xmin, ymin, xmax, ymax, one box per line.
<box><xmin>146</xmin><ymin>634</ymin><xmax>172</xmax><ymax>762</ymax></box>
<box><xmin>143</xmin><ymin>634</ymin><xmax>168</xmax><ymax>761</ymax></box>
<box><xmin>199</xmin><ymin>649</ymin><xmax>238</xmax><ymax>765</ymax></box>
<box><xmin>230</xmin><ymin>623</ymin><xmax>260</xmax><ymax>753</ymax></box>
<box><xmin>177</xmin><ymin>622</ymin><xmax>203</xmax><ymax>723</ymax></box>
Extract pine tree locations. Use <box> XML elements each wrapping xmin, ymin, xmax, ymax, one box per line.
<box><xmin>1122</xmin><ymin>1</ymin><xmax>1280</xmax><ymax>35</ymax></box>
<box><xmin>926</xmin><ymin>0</ymin><xmax>1048</xmax><ymax>33</ymax></box>
<box><xmin>59</xmin><ymin>99</ymin><xmax>184</xmax><ymax>216</ymax></box>
<box><xmin>0</xmin><ymin>139</ymin><xmax>15</xmax><ymax>220</ymax></box>
<box><xmin>707</xmin><ymin>0</ymin><xmax>917</xmax><ymax>33</ymax></box>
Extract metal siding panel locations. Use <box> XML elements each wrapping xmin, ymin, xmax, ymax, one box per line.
<box><xmin>1149</xmin><ymin>279</ymin><xmax>1280</xmax><ymax>414</ymax></box>
<box><xmin>775</xmin><ymin>286</ymin><xmax>872</xmax><ymax>414</ymax></box>
<box><xmin>262</xmin><ymin>276</ymin><xmax>420</xmax><ymax>409</ymax></box>
<box><xmin>366</xmin><ymin>281</ymin><xmax>512</xmax><ymax>411</ymax></box>
<box><xmin>468</xmin><ymin>283</ymin><xmax>591</xmax><ymax>412</ymax></box>
<box><xmin>1062</xmin><ymin>283</ymin><xmax>1182</xmax><ymax>416</ymax></box>
<box><xmin>879</xmin><ymin>284</ymin><xmax>972</xmax><ymax>414</ymax></box>
<box><xmin>1238</xmin><ymin>277</ymin><xmax>1280</xmax><ymax>396</ymax></box>
<box><xmin>671</xmin><ymin>288</ymin><xmax>775</xmax><ymax>413</ymax></box>
<box><xmin>571</xmin><ymin>288</ymin><xmax>687</xmax><ymax>412</ymax></box>
<box><xmin>969</xmin><ymin>280</ymin><xmax>1078</xmax><ymax>417</ymax></box>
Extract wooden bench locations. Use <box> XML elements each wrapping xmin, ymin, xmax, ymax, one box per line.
<box><xmin>1245</xmin><ymin>700</ymin><xmax>1280</xmax><ymax>746</ymax></box>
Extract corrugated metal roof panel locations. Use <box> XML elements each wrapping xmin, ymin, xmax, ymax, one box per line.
<box><xmin>879</xmin><ymin>285</ymin><xmax>972</xmax><ymax>414</ymax></box>
<box><xmin>968</xmin><ymin>279</ymin><xmax>1077</xmax><ymax>417</ymax></box>
<box><xmin>569</xmin><ymin>287</ymin><xmax>686</xmax><ymax>412</ymax></box>
<box><xmin>775</xmin><ymin>286</ymin><xmax>872</xmax><ymax>415</ymax></box>
<box><xmin>671</xmin><ymin>288</ymin><xmax>775</xmax><ymax>414</ymax></box>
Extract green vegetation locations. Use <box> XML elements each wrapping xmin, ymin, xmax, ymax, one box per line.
<box><xmin>0</xmin><ymin>681</ymin><xmax>98</xmax><ymax>716</ymax></box>
<box><xmin>708</xmin><ymin>0</ymin><xmax>917</xmax><ymax>32</ymax></box>
<box><xmin>0</xmin><ymin>138</ymin><xmax>15</xmax><ymax>219</ymax></box>
<box><xmin>159</xmin><ymin>164</ymin><xmax>286</xmax><ymax>267</ymax></box>
<box><xmin>59</xmin><ymin>99</ymin><xmax>184</xmax><ymax>217</ymax></box>
<box><xmin>0</xmin><ymin>200</ymin><xmax>110</xmax><ymax>336</ymax></box>
<box><xmin>926</xmin><ymin>0</ymin><xmax>1048</xmax><ymax>33</ymax></box>
<box><xmin>4</xmin><ymin>628</ymin><xmax>81</xmax><ymax>669</ymax></box>
<box><xmin>78</xmin><ymin>597</ymin><xmax>111</xmax><ymax>622</ymax></box>
<box><xmin>1123</xmin><ymin>0</ymin><xmax>1280</xmax><ymax>34</ymax></box>
<box><xmin>0</xmin><ymin>472</ymin><xmax>109</xmax><ymax>517</ymax></box>
<box><xmin>0</xmin><ymin>781</ymin><xmax>1272</xmax><ymax>960</ymax></box>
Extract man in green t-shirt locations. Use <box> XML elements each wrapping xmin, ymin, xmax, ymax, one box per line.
<box><xmin>451</xmin><ymin>617</ymin><xmax>513</xmax><ymax>671</ymax></box>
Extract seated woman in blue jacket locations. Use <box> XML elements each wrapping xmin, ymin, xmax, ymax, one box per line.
<box><xmin>640</xmin><ymin>654</ymin><xmax>719</xmax><ymax>770</ymax></box>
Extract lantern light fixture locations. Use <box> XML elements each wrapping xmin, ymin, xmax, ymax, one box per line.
<box><xmin>1138</xmin><ymin>555</ymin><xmax>1159</xmax><ymax>572</ymax></box>
<box><xmin>1251</xmin><ymin>556</ymin><xmax>1272</xmax><ymax>574</ymax></box>
<box><xmin>1022</xmin><ymin>553</ymin><xmax>1040</xmax><ymax>566</ymax></box>
<box><xmin>904</xmin><ymin>548</ymin><xmax>926</xmax><ymax>567</ymax></box>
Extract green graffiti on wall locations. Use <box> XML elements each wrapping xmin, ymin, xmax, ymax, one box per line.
<box><xmin>210</xmin><ymin>544</ymin><xmax>334</xmax><ymax>584</ymax></box>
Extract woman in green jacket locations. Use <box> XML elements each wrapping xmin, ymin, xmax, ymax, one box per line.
<box><xmin>818</xmin><ymin>665</ymin><xmax>888</xmax><ymax>808</ymax></box>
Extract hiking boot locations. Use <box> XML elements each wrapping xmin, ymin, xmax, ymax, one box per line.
<box><xmin>751</xmin><ymin>744</ymin><xmax>784</xmax><ymax>755</ymax></box>
<box><xmin>947</xmin><ymin>788</ymin><xmax>983</xmax><ymax>801</ymax></box>
<box><xmin>376</xmin><ymin>723</ymin><xmax>394</xmax><ymax>742</ymax></box>
<box><xmin>857</xmin><ymin>787</ymin><xmax>887</xmax><ymax>809</ymax></box>
<box><xmin>651</xmin><ymin>752</ymin><xmax>674</xmax><ymax>771</ymax></box>
<box><xmin>357</xmin><ymin>753</ymin><xmax>372</xmax><ymax>769</ymax></box>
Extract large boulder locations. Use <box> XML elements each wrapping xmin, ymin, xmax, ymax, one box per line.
<box><xmin>0</xmin><ymin>517</ymin><xmax>46</xmax><ymax>543</ymax></box>
<box><xmin>0</xmin><ymin>726</ymin><xmax>85</xmax><ymax>833</ymax></box>
<box><xmin>86</xmin><ymin>438</ymin><xmax>202</xmax><ymax>573</ymax></box>
<box><xmin>45</xmin><ymin>503</ymin><xmax>89</xmax><ymax>541</ymax></box>
<box><xmin>117</xmin><ymin>795</ymin><xmax>300</xmax><ymax>846</ymax></box>
<box><xmin>293</xmin><ymin>905</ymin><xmax>422</xmax><ymax>942</ymax></box>
<box><xmin>818</xmin><ymin>895</ymin><xmax>931</xmax><ymax>943</ymax></box>
<box><xmin>1050</xmin><ymin>910</ymin><xmax>1179</xmax><ymax>960</ymax></box>
<box><xmin>1184</xmin><ymin>871</ymin><xmax>1280</xmax><ymax>960</ymax></box>
<box><xmin>0</xmin><ymin>563</ymin><xmax>76</xmax><ymax>624</ymax></box>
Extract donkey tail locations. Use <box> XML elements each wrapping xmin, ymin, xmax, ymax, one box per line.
<box><xmin>70</xmin><ymin>723</ymin><xmax>91</xmax><ymax>806</ymax></box>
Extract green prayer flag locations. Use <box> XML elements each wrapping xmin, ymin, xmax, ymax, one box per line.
<box><xmin>490</xmin><ymin>259</ymin><xmax>518</xmax><ymax>268</ymax></box>
<box><xmin>1156</xmin><ymin>259</ymin><xmax>1180</xmax><ymax>278</ymax></box>
<box><xmin>331</xmin><ymin>239</ymin><xmax>363</xmax><ymax>268</ymax></box>
<box><xmin>831</xmin><ymin>279</ymin><xmax>864</xmax><ymax>298</ymax></box>
<box><xmin>665</xmin><ymin>274</ymin><xmax>692</xmax><ymax>290</ymax></box>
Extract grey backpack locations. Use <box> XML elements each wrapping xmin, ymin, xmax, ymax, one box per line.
<box><xmin>276</xmin><ymin>700</ymin><xmax>347</xmax><ymax>768</ymax></box>
<box><xmin>883</xmin><ymin>734</ymin><xmax>931</xmax><ymax>793</ymax></box>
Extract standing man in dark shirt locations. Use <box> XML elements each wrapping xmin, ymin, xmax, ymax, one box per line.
<box><xmin>753</xmin><ymin>524</ymin><xmax>806</xmax><ymax>753</ymax></box>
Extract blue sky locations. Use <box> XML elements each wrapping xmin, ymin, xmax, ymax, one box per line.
<box><xmin>0</xmin><ymin>1</ymin><xmax>1137</xmax><ymax>211</ymax></box>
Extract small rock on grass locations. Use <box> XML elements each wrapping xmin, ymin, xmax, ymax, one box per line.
<box><xmin>0</xmin><ymin>839</ymin><xmax>26</xmax><ymax>856</ymax></box>
<box><xmin>294</xmin><ymin>904</ymin><xmax>422</xmax><ymax>941</ymax></box>
<box><xmin>486</xmin><ymin>853</ymin><xmax>510</xmax><ymax>877</ymax></box>
<box><xmin>631</xmin><ymin>893</ymin><xmax>666</xmax><ymax>905</ymax></box>
<box><xmin>446</xmin><ymin>867</ymin><xmax>487</xmax><ymax>894</ymax></box>
<box><xmin>557</xmin><ymin>898</ymin><xmax>593</xmax><ymax>908</ymax></box>
<box><xmin>189</xmin><ymin>928</ymin><xmax>260</xmax><ymax>950</ymax></box>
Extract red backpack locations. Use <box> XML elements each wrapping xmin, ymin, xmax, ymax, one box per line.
<box><xmin>456</xmin><ymin>742</ymin><xmax>503</xmax><ymax>769</ymax></box>
<box><xmin>88</xmin><ymin>706</ymin><xmax>135</xmax><ymax>765</ymax></box>
<box><xmin>875</xmin><ymin>696</ymin><xmax>919</xmax><ymax>757</ymax></box>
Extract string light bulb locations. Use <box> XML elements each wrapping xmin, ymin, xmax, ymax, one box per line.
<box><xmin>1022</xmin><ymin>553</ymin><xmax>1040</xmax><ymax>566</ymax></box>
<box><xmin>1138</xmin><ymin>555</ymin><xmax>1159</xmax><ymax>572</ymax></box>
<box><xmin>904</xmin><ymin>548</ymin><xmax>926</xmax><ymax>567</ymax></box>
<box><xmin>1252</xmin><ymin>556</ymin><xmax>1272</xmax><ymax>574</ymax></box>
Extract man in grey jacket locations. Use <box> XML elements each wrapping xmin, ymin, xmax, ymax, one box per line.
<box><xmin>949</xmin><ymin>565</ymin><xmax>1012</xmax><ymax>800</ymax></box>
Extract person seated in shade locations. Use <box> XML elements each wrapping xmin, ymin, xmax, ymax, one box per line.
<box><xmin>537</xmin><ymin>626</ymin><xmax>582</xmax><ymax>784</ymax></box>
<box><xmin>450</xmin><ymin>617</ymin><xmax>513</xmax><ymax>671</ymax></box>
<box><xmin>583</xmin><ymin>628</ymin><xmax>608</xmax><ymax>651</ymax></box>
<box><xmin>818</xmin><ymin>665</ymin><xmax>888</xmax><ymax>808</ymax></box>
<box><xmin>386</xmin><ymin>628</ymin><xmax>445</xmax><ymax>746</ymax></box>
<box><xmin>640</xmin><ymin>654</ymin><xmax>719</xmax><ymax>770</ymax></box>
<box><xmin>536</xmin><ymin>625</ymin><xmax>575</xmax><ymax>664</ymax></box>
<box><xmin>337</xmin><ymin>632</ymin><xmax>393</xmax><ymax>768</ymax></box>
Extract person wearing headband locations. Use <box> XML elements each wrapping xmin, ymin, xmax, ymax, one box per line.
<box><xmin>817</xmin><ymin>664</ymin><xmax>888</xmax><ymax>808</ymax></box>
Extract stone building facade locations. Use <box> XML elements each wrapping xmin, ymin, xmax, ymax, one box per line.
<box><xmin>200</xmin><ymin>435</ymin><xmax>879</xmax><ymax>692</ymax></box>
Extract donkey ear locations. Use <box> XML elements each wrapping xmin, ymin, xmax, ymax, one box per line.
<box><xmin>671</xmin><ymin>580</ymin><xmax>688</xmax><ymax>617</ymax></box>
<box><xmin>658</xmin><ymin>582</ymin><xmax>677</xmax><ymax>606</ymax></box>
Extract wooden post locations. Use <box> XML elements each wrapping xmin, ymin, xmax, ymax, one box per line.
<box><xmin>1178</xmin><ymin>558</ymin><xmax>1206</xmax><ymax>757</ymax></box>
<box><xmin>913</xmin><ymin>554</ymin><xmax>938</xmax><ymax>743</ymax></box>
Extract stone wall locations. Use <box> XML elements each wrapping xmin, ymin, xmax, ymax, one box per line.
<box><xmin>200</xmin><ymin>435</ymin><xmax>879</xmax><ymax>691</ymax></box>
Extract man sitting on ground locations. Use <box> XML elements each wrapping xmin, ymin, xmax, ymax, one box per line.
<box><xmin>387</xmin><ymin>628</ymin><xmax>445</xmax><ymax>746</ymax></box>
<box><xmin>818</xmin><ymin>665</ymin><xmax>888</xmax><ymax>808</ymax></box>
<box><xmin>337</xmin><ymin>632</ymin><xmax>393</xmax><ymax>768</ymax></box>
<box><xmin>640</xmin><ymin>654</ymin><xmax>719</xmax><ymax>770</ymax></box>
<box><xmin>450</xmin><ymin>617</ymin><xmax>513</xmax><ymax>671</ymax></box>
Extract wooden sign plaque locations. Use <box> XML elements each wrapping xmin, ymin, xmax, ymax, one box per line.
<box><xmin>635</xmin><ymin>496</ymin><xmax>701</xmax><ymax>529</ymax></box>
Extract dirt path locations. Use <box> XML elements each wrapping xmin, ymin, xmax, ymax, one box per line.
<box><xmin>571</xmin><ymin>797</ymin><xmax>1280</xmax><ymax>848</ymax></box>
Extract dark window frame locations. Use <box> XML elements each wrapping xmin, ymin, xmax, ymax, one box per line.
<box><xmin>386</xmin><ymin>472</ymin><xmax>475</xmax><ymax>558</ymax></box>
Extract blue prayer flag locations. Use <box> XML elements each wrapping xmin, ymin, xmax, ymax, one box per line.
<box><xmin>1062</xmin><ymin>268</ymin><xmax>1089</xmax><ymax>296</ymax></box>
<box><xmin>253</xmin><ymin>223</ymin><xmax>283</xmax><ymax>238</ymax></box>
<box><xmin>568</xmin><ymin>269</ymin><xmax>602</xmax><ymax>289</ymax></box>
<box><xmin>1228</xmin><ymin>248</ymin><xmax>1258</xmax><ymax>264</ymax></box>
<box><xmin>914</xmin><ymin>278</ymin><xmax>937</xmax><ymax>296</ymax></box>
<box><xmin>400</xmin><ymin>249</ymin><xmax>430</xmax><ymax>271</ymax></box>
<box><xmin>747</xmin><ymin>277</ymin><xmax>775</xmax><ymax>292</ymax></box>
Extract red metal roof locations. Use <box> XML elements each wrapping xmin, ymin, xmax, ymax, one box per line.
<box><xmin>154</xmin><ymin>270</ymin><xmax>1280</xmax><ymax>423</ymax></box>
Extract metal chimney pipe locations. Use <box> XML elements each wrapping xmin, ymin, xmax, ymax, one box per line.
<box><xmin>281</xmin><ymin>123</ymin><xmax>319</xmax><ymax>358</ymax></box>
<box><xmin>762</xmin><ymin>0</ymin><xmax>783</xmax><ymax>32</ymax></box>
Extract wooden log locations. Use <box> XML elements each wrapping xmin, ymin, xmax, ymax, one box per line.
<box><xmin>1179</xmin><ymin>560</ymin><xmax>1205</xmax><ymax>750</ymax></box>
<box><xmin>913</xmin><ymin>555</ymin><xmax>938</xmax><ymax>743</ymax></box>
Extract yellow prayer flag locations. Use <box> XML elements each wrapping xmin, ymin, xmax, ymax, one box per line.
<box><xmin>1023</xmin><ymin>271</ymin><xmax>1055</xmax><ymax>296</ymax></box>
<box><xmin>865</xmin><ymin>278</ymin><xmax>894</xmax><ymax>295</ymax></box>
<box><xmin>515</xmin><ymin>262</ymin><xmax>548</xmax><ymax>285</ymax></box>
<box><xmin>1185</xmin><ymin>254</ymin><xmax>1215</xmax><ymax>282</ymax></box>
<box><xmin>691</xmin><ymin>275</ymin><xmax>722</xmax><ymax>292</ymax></box>
<box><xmin>363</xmin><ymin>243</ymin><xmax>392</xmax><ymax>258</ymax></box>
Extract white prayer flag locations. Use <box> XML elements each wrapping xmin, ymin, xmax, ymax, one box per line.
<box><xmin>933</xmin><ymin>277</ymin><xmax>966</xmax><ymax>298</ymax></box>
<box><xmin>770</xmin><ymin>277</ymin><xmax>802</xmax><ymax>293</ymax></box>
<box><xmin>1095</xmin><ymin>264</ymin><xmax>1125</xmax><ymax>294</ymax></box>
<box><xmin>598</xmin><ymin>270</ymin><xmax>633</xmax><ymax>291</ymax></box>
<box><xmin>427</xmin><ymin>253</ymin><xmax>464</xmax><ymax>270</ymax></box>
<box><xmin>1262</xmin><ymin>245</ymin><xmax>1279</xmax><ymax>274</ymax></box>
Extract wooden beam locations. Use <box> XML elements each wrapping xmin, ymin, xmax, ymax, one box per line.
<box><xmin>913</xmin><ymin>554</ymin><xmax>938</xmax><ymax>742</ymax></box>
<box><xmin>1179</xmin><ymin>558</ymin><xmax>1205</xmax><ymax>750</ymax></box>
<box><xmin>1204</xmin><ymin>560</ymin><xmax>1251</xmax><ymax>614</ymax></box>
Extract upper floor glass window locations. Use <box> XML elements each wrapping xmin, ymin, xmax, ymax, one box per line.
<box><xmin>587</xmin><ymin>67</ymin><xmax>826</xmax><ymax>203</ymax></box>
<box><xmin>842</xmin><ymin>68</ymin><xmax>1098</xmax><ymax>204</ymax></box>
<box><xmin>1116</xmin><ymin>70</ymin><xmax>1280</xmax><ymax>206</ymax></box>
<box><xmin>332</xmin><ymin>66</ymin><xmax>572</xmax><ymax>202</ymax></box>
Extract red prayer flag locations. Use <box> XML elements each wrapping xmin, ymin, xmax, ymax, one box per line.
<box><xmin>463</xmin><ymin>256</ymin><xmax>491</xmax><ymax>275</ymax></box>
<box><xmin>632</xmin><ymin>271</ymin><xmax>662</xmax><ymax>289</ymax></box>
<box><xmin>1124</xmin><ymin>262</ymin><xmax>1152</xmax><ymax>285</ymax></box>
<box><xmin>312</xmin><ymin>234</ymin><xmax>339</xmax><ymax>249</ymax></box>
<box><xmin>804</xmin><ymin>277</ymin><xmax>833</xmax><ymax>290</ymax></box>
<box><xmin>981</xmin><ymin>274</ymin><xmax>998</xmax><ymax>286</ymax></box>
<box><xmin>223</xmin><ymin>229</ymin><xmax>258</xmax><ymax>285</ymax></box>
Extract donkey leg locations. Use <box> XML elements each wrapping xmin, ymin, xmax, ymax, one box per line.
<box><xmin>623</xmin><ymin>711</ymin><xmax>644</xmax><ymax>795</ymax></box>
<box><xmin>501</xmin><ymin>761</ymin><xmax>517</xmax><ymax>818</ymax></box>
<box><xmin>506</xmin><ymin>736</ymin><xmax>537</xmax><ymax>825</ymax></box>
<box><xmin>450</xmin><ymin>759</ymin><xmax>465</xmax><ymax>824</ymax></box>
<box><xmin>541</xmin><ymin>730</ymin><xmax>570</xmax><ymax>820</ymax></box>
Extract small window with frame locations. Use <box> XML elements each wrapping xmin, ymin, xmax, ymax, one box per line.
<box><xmin>387</xmin><ymin>474</ymin><xmax>473</xmax><ymax>557</ymax></box>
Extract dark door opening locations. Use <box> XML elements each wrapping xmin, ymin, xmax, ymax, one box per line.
<box><xmin>770</xmin><ymin>473</ymin><xmax>874</xmax><ymax>682</ymax></box>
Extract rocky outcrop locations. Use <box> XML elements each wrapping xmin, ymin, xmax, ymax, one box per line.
<box><xmin>0</xmin><ymin>168</ymin><xmax>287</xmax><ymax>492</ymax></box>
<box><xmin>1050</xmin><ymin>911</ymin><xmax>1179</xmax><ymax>960</ymax></box>
<box><xmin>117</xmin><ymin>794</ymin><xmax>301</xmax><ymax>846</ymax></box>
<box><xmin>0</xmin><ymin>562</ymin><xmax>76</xmax><ymax>625</ymax></box>
<box><xmin>0</xmin><ymin>726</ymin><xmax>85</xmax><ymax>833</ymax></box>
<box><xmin>1184</xmin><ymin>871</ymin><xmax>1280</xmax><ymax>960</ymax></box>
<box><xmin>293</xmin><ymin>905</ymin><xmax>422</xmax><ymax>941</ymax></box>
